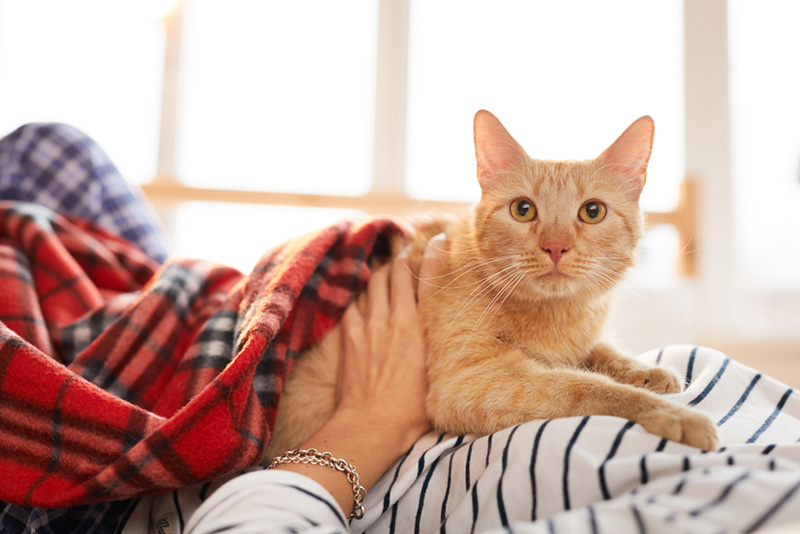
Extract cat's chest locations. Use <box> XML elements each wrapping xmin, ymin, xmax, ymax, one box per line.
<box><xmin>492</xmin><ymin>302</ymin><xmax>601</xmax><ymax>363</ymax></box>
<box><xmin>426</xmin><ymin>257</ymin><xmax>610</xmax><ymax>365</ymax></box>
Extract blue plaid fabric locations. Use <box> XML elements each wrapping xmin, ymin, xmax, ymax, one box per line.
<box><xmin>0</xmin><ymin>123</ymin><xmax>166</xmax><ymax>533</ymax></box>
<box><xmin>0</xmin><ymin>123</ymin><xmax>168</xmax><ymax>263</ymax></box>
<box><xmin>0</xmin><ymin>501</ymin><xmax>138</xmax><ymax>534</ymax></box>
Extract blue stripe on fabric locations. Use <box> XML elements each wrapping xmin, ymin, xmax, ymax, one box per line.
<box><xmin>467</xmin><ymin>436</ymin><xmax>481</xmax><ymax>534</ymax></box>
<box><xmin>287</xmin><ymin>484</ymin><xmax>347</xmax><ymax>529</ymax></box>
<box><xmin>673</xmin><ymin>476</ymin><xmax>688</xmax><ymax>495</ymax></box>
<box><xmin>465</xmin><ymin>441</ymin><xmax>475</xmax><ymax>490</ymax></box>
<box><xmin>762</xmin><ymin>444</ymin><xmax>776</xmax><ymax>455</ymax></box>
<box><xmin>744</xmin><ymin>478</ymin><xmax>800</xmax><ymax>533</ymax></box>
<box><xmin>531</xmin><ymin>420</ymin><xmax>551</xmax><ymax>521</ymax></box>
<box><xmin>640</xmin><ymin>456</ymin><xmax>649</xmax><ymax>484</ymax></box>
<box><xmin>631</xmin><ymin>503</ymin><xmax>646</xmax><ymax>534</ymax></box>
<box><xmin>418</xmin><ymin>433</ymin><xmax>446</xmax><ymax>478</ymax></box>
<box><xmin>563</xmin><ymin>417</ymin><xmax>590</xmax><ymax>510</ymax></box>
<box><xmin>172</xmin><ymin>491</ymin><xmax>185</xmax><ymax>532</ymax></box>
<box><xmin>748</xmin><ymin>388</ymin><xmax>794</xmax><ymax>443</ymax></box>
<box><xmin>497</xmin><ymin>425</ymin><xmax>521</xmax><ymax>528</ymax></box>
<box><xmin>684</xmin><ymin>346</ymin><xmax>698</xmax><ymax>388</ymax></box>
<box><xmin>382</xmin><ymin>440</ymin><xmax>414</xmax><ymax>514</ymax></box>
<box><xmin>414</xmin><ymin>456</ymin><xmax>441</xmax><ymax>534</ymax></box>
<box><xmin>689</xmin><ymin>358</ymin><xmax>730</xmax><ymax>406</ymax></box>
<box><xmin>588</xmin><ymin>505</ymin><xmax>599</xmax><ymax>534</ymax></box>
<box><xmin>718</xmin><ymin>374</ymin><xmax>762</xmax><ymax>426</ymax></box>
<box><xmin>439</xmin><ymin>435</ymin><xmax>465</xmax><ymax>534</ymax></box>
<box><xmin>599</xmin><ymin>420</ymin><xmax>636</xmax><ymax>500</ymax></box>
<box><xmin>470</xmin><ymin>480</ymin><xmax>479</xmax><ymax>534</ymax></box>
<box><xmin>390</xmin><ymin>502</ymin><xmax>399</xmax><ymax>534</ymax></box>
<box><xmin>689</xmin><ymin>472</ymin><xmax>751</xmax><ymax>517</ymax></box>
<box><xmin>655</xmin><ymin>347</ymin><xmax>664</xmax><ymax>365</ymax></box>
<box><xmin>405</xmin><ymin>433</ymin><xmax>445</xmax><ymax>534</ymax></box>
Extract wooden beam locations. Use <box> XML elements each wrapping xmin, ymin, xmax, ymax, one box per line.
<box><xmin>141</xmin><ymin>181</ymin><xmax>470</xmax><ymax>216</ymax></box>
<box><xmin>142</xmin><ymin>177</ymin><xmax>699</xmax><ymax>276</ymax></box>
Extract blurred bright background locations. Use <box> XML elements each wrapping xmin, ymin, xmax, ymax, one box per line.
<box><xmin>0</xmin><ymin>0</ymin><xmax>797</xmax><ymax>382</ymax></box>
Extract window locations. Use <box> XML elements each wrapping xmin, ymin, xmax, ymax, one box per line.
<box><xmin>728</xmin><ymin>0</ymin><xmax>800</xmax><ymax>336</ymax></box>
<box><xmin>0</xmin><ymin>0</ymin><xmax>164</xmax><ymax>184</ymax></box>
<box><xmin>176</xmin><ymin>0</ymin><xmax>377</xmax><ymax>195</ymax></box>
<box><xmin>1</xmin><ymin>0</ymin><xmax>797</xmax><ymax>361</ymax></box>
<box><xmin>405</xmin><ymin>0</ymin><xmax>685</xmax><ymax>212</ymax></box>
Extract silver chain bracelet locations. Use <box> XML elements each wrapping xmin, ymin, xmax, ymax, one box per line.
<box><xmin>267</xmin><ymin>448</ymin><xmax>366</xmax><ymax>520</ymax></box>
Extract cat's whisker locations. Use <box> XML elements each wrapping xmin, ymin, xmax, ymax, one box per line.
<box><xmin>434</xmin><ymin>265</ymin><xmax>523</xmax><ymax>354</ymax></box>
<box><xmin>433</xmin><ymin>264</ymin><xmax>520</xmax><ymax>337</ymax></box>
<box><xmin>675</xmin><ymin>236</ymin><xmax>703</xmax><ymax>257</ymax></box>
<box><xmin>457</xmin><ymin>268</ymin><xmax>525</xmax><ymax>355</ymax></box>
<box><xmin>416</xmin><ymin>256</ymin><xmax>525</xmax><ymax>305</ymax></box>
<box><xmin>482</xmin><ymin>270</ymin><xmax>527</xmax><ymax>332</ymax></box>
<box><xmin>414</xmin><ymin>254</ymin><xmax>519</xmax><ymax>284</ymax></box>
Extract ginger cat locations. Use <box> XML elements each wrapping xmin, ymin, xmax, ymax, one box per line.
<box><xmin>265</xmin><ymin>110</ymin><xmax>718</xmax><ymax>460</ymax></box>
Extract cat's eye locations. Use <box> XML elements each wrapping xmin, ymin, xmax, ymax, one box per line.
<box><xmin>578</xmin><ymin>201</ymin><xmax>607</xmax><ymax>224</ymax></box>
<box><xmin>509</xmin><ymin>198</ymin><xmax>537</xmax><ymax>222</ymax></box>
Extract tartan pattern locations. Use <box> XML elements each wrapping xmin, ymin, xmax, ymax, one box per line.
<box><xmin>0</xmin><ymin>201</ymin><xmax>399</xmax><ymax>523</ymax></box>
<box><xmin>0</xmin><ymin>123</ymin><xmax>168</xmax><ymax>263</ymax></box>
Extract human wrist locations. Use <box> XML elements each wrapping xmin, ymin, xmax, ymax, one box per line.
<box><xmin>267</xmin><ymin>406</ymin><xmax>427</xmax><ymax>520</ymax></box>
<box><xmin>268</xmin><ymin>447</ymin><xmax>366</xmax><ymax>520</ymax></box>
<box><xmin>330</xmin><ymin>406</ymin><xmax>429</xmax><ymax>458</ymax></box>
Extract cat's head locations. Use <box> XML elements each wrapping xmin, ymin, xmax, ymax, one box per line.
<box><xmin>470</xmin><ymin>110</ymin><xmax>653</xmax><ymax>299</ymax></box>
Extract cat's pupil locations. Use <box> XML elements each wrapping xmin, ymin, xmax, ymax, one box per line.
<box><xmin>516</xmin><ymin>202</ymin><xmax>530</xmax><ymax>217</ymax></box>
<box><xmin>586</xmin><ymin>203</ymin><xmax>599</xmax><ymax>218</ymax></box>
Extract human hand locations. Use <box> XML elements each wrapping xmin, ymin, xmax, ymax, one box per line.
<box><xmin>269</xmin><ymin>236</ymin><xmax>446</xmax><ymax>518</ymax></box>
<box><xmin>335</xmin><ymin>236</ymin><xmax>445</xmax><ymax>454</ymax></box>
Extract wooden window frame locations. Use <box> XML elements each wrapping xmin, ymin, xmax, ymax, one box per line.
<box><xmin>143</xmin><ymin>0</ymin><xmax>699</xmax><ymax>276</ymax></box>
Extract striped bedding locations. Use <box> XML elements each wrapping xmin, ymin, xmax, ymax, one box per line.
<box><xmin>357</xmin><ymin>344</ymin><xmax>800</xmax><ymax>533</ymax></box>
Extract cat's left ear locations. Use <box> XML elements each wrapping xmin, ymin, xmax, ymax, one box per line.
<box><xmin>596</xmin><ymin>116</ymin><xmax>654</xmax><ymax>200</ymax></box>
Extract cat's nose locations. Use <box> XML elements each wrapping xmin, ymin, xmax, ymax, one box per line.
<box><xmin>542</xmin><ymin>242</ymin><xmax>570</xmax><ymax>265</ymax></box>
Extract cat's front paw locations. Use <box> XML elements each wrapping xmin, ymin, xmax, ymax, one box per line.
<box><xmin>637</xmin><ymin>405</ymin><xmax>719</xmax><ymax>451</ymax></box>
<box><xmin>623</xmin><ymin>367</ymin><xmax>683</xmax><ymax>394</ymax></box>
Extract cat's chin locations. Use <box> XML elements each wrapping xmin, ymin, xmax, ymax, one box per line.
<box><xmin>519</xmin><ymin>271</ymin><xmax>611</xmax><ymax>301</ymax></box>
<box><xmin>521</xmin><ymin>273</ymin><xmax>583</xmax><ymax>299</ymax></box>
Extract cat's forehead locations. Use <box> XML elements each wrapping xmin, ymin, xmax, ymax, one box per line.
<box><xmin>514</xmin><ymin>158</ymin><xmax>600</xmax><ymax>197</ymax></box>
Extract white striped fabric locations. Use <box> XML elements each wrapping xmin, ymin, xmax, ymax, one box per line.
<box><xmin>149</xmin><ymin>345</ymin><xmax>800</xmax><ymax>534</ymax></box>
<box><xmin>358</xmin><ymin>345</ymin><xmax>800</xmax><ymax>534</ymax></box>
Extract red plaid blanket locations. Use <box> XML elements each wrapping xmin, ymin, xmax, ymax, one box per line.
<box><xmin>0</xmin><ymin>200</ymin><xmax>399</xmax><ymax>507</ymax></box>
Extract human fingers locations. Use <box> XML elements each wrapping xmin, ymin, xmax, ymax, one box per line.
<box><xmin>337</xmin><ymin>299</ymin><xmax>366</xmax><ymax>401</ymax></box>
<box><xmin>365</xmin><ymin>261</ymin><xmax>390</xmax><ymax>324</ymax></box>
<box><xmin>417</xmin><ymin>233</ymin><xmax>447</xmax><ymax>305</ymax></box>
<box><xmin>389</xmin><ymin>247</ymin><xmax>416</xmax><ymax>314</ymax></box>
<box><xmin>340</xmin><ymin>300</ymin><xmax>365</xmax><ymax>355</ymax></box>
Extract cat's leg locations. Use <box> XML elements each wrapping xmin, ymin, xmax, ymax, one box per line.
<box><xmin>427</xmin><ymin>354</ymin><xmax>718</xmax><ymax>450</ymax></box>
<box><xmin>587</xmin><ymin>342</ymin><xmax>683</xmax><ymax>394</ymax></box>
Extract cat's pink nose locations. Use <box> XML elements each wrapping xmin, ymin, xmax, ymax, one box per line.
<box><xmin>542</xmin><ymin>242</ymin><xmax>570</xmax><ymax>265</ymax></box>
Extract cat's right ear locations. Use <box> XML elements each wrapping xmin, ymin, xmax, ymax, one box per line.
<box><xmin>474</xmin><ymin>110</ymin><xmax>527</xmax><ymax>192</ymax></box>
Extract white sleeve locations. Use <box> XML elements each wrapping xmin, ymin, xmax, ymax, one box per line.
<box><xmin>185</xmin><ymin>470</ymin><xmax>350</xmax><ymax>534</ymax></box>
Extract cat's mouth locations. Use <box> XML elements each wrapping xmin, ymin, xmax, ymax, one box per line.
<box><xmin>543</xmin><ymin>264</ymin><xmax>570</xmax><ymax>278</ymax></box>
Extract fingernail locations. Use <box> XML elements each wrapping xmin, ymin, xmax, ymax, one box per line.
<box><xmin>425</xmin><ymin>233</ymin><xmax>447</xmax><ymax>256</ymax></box>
